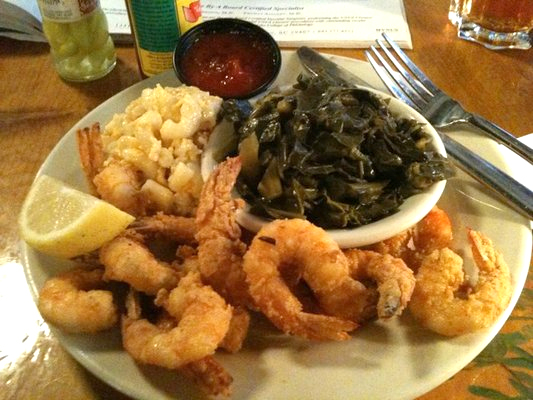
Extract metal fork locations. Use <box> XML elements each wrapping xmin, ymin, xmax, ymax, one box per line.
<box><xmin>366</xmin><ymin>33</ymin><xmax>533</xmax><ymax>165</ymax></box>
<box><xmin>365</xmin><ymin>34</ymin><xmax>533</xmax><ymax>220</ymax></box>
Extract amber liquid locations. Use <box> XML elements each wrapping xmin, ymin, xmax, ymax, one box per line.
<box><xmin>463</xmin><ymin>0</ymin><xmax>533</xmax><ymax>32</ymax></box>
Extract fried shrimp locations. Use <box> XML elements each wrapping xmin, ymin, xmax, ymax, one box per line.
<box><xmin>344</xmin><ymin>249</ymin><xmax>415</xmax><ymax>320</ymax></box>
<box><xmin>93</xmin><ymin>162</ymin><xmax>145</xmax><ymax>216</ymax></box>
<box><xmin>122</xmin><ymin>272</ymin><xmax>232</xmax><ymax>369</ymax></box>
<box><xmin>412</xmin><ymin>205</ymin><xmax>453</xmax><ymax>255</ymax></box>
<box><xmin>243</xmin><ymin>218</ymin><xmax>358</xmax><ymax>340</ymax></box>
<box><xmin>38</xmin><ymin>267</ymin><xmax>118</xmax><ymax>333</ymax></box>
<box><xmin>77</xmin><ymin>123</ymin><xmax>145</xmax><ymax>216</ymax></box>
<box><xmin>369</xmin><ymin>206</ymin><xmax>453</xmax><ymax>271</ymax></box>
<box><xmin>195</xmin><ymin>157</ymin><xmax>252</xmax><ymax>307</ymax></box>
<box><xmin>152</xmin><ymin>285</ymin><xmax>235</xmax><ymax>397</ymax></box>
<box><xmin>143</xmin><ymin>311</ymin><xmax>233</xmax><ymax>397</ymax></box>
<box><xmin>99</xmin><ymin>233</ymin><xmax>181</xmax><ymax>295</ymax></box>
<box><xmin>408</xmin><ymin>229</ymin><xmax>512</xmax><ymax>336</ymax></box>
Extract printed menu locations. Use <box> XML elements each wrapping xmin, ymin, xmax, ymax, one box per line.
<box><xmin>202</xmin><ymin>0</ymin><xmax>412</xmax><ymax>48</ymax></box>
<box><xmin>0</xmin><ymin>0</ymin><xmax>412</xmax><ymax>48</ymax></box>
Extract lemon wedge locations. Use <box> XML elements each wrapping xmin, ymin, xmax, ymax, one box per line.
<box><xmin>19</xmin><ymin>174</ymin><xmax>135</xmax><ymax>259</ymax></box>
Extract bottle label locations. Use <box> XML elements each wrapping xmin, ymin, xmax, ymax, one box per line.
<box><xmin>178</xmin><ymin>1</ymin><xmax>202</xmax><ymax>34</ymax></box>
<box><xmin>37</xmin><ymin>0</ymin><xmax>99</xmax><ymax>22</ymax></box>
<box><xmin>126</xmin><ymin>0</ymin><xmax>202</xmax><ymax>77</ymax></box>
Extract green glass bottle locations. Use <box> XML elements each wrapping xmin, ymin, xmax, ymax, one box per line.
<box><xmin>38</xmin><ymin>0</ymin><xmax>117</xmax><ymax>82</ymax></box>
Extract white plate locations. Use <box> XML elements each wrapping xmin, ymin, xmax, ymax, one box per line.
<box><xmin>202</xmin><ymin>87</ymin><xmax>447</xmax><ymax>248</ymax></box>
<box><xmin>21</xmin><ymin>51</ymin><xmax>532</xmax><ymax>400</ymax></box>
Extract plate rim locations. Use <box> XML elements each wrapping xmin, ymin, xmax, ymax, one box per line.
<box><xmin>20</xmin><ymin>50</ymin><xmax>532</xmax><ymax>400</ymax></box>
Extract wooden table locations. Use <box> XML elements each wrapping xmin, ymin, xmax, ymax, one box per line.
<box><xmin>0</xmin><ymin>1</ymin><xmax>531</xmax><ymax>399</ymax></box>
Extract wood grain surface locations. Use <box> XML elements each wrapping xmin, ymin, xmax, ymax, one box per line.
<box><xmin>0</xmin><ymin>1</ymin><xmax>531</xmax><ymax>399</ymax></box>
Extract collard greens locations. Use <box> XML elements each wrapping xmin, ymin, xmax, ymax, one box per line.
<box><xmin>220</xmin><ymin>75</ymin><xmax>454</xmax><ymax>229</ymax></box>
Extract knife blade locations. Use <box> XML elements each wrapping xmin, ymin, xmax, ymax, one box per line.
<box><xmin>296</xmin><ymin>46</ymin><xmax>533</xmax><ymax>220</ymax></box>
<box><xmin>297</xmin><ymin>46</ymin><xmax>374</xmax><ymax>89</ymax></box>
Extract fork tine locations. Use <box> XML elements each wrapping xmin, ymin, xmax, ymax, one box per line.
<box><xmin>375</xmin><ymin>39</ymin><xmax>433</xmax><ymax>101</ymax></box>
<box><xmin>381</xmin><ymin>33</ymin><xmax>441</xmax><ymax>95</ymax></box>
<box><xmin>368</xmin><ymin>46</ymin><xmax>427</xmax><ymax>108</ymax></box>
<box><xmin>364</xmin><ymin>50</ymin><xmax>421</xmax><ymax>112</ymax></box>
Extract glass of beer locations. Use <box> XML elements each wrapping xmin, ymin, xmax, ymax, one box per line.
<box><xmin>449</xmin><ymin>0</ymin><xmax>532</xmax><ymax>50</ymax></box>
<box><xmin>448</xmin><ymin>0</ymin><xmax>464</xmax><ymax>26</ymax></box>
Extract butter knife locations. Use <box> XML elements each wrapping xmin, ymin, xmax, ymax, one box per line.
<box><xmin>298</xmin><ymin>46</ymin><xmax>372</xmax><ymax>88</ymax></box>
<box><xmin>297</xmin><ymin>47</ymin><xmax>533</xmax><ymax>220</ymax></box>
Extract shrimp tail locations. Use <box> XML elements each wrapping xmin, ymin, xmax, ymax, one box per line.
<box><xmin>220</xmin><ymin>307</ymin><xmax>251</xmax><ymax>353</ymax></box>
<box><xmin>130</xmin><ymin>212</ymin><xmax>197</xmax><ymax>244</ymax></box>
<box><xmin>344</xmin><ymin>249</ymin><xmax>415</xmax><ymax>321</ymax></box>
<box><xmin>296</xmin><ymin>313</ymin><xmax>358</xmax><ymax>341</ymax></box>
<box><xmin>76</xmin><ymin>123</ymin><xmax>105</xmax><ymax>196</ymax></box>
<box><xmin>180</xmin><ymin>356</ymin><xmax>233</xmax><ymax>398</ymax></box>
<box><xmin>468</xmin><ymin>228</ymin><xmax>510</xmax><ymax>279</ymax></box>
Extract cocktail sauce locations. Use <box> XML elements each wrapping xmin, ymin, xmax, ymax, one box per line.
<box><xmin>179</xmin><ymin>31</ymin><xmax>278</xmax><ymax>98</ymax></box>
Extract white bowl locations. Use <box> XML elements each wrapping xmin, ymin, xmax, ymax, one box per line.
<box><xmin>202</xmin><ymin>88</ymin><xmax>447</xmax><ymax>248</ymax></box>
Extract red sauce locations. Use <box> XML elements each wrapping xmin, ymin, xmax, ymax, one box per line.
<box><xmin>179</xmin><ymin>31</ymin><xmax>278</xmax><ymax>98</ymax></box>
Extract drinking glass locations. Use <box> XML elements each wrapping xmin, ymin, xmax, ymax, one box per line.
<box><xmin>448</xmin><ymin>0</ymin><xmax>464</xmax><ymax>26</ymax></box>
<box><xmin>449</xmin><ymin>0</ymin><xmax>532</xmax><ymax>50</ymax></box>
